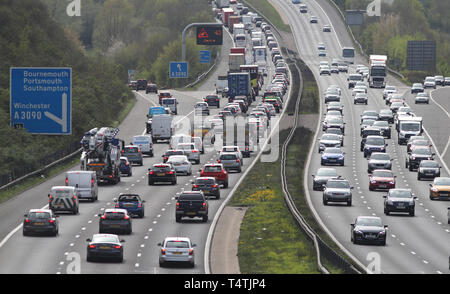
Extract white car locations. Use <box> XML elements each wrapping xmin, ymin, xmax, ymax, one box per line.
<box><xmin>352</xmin><ymin>87</ymin><xmax>366</xmax><ymax>97</ymax></box>
<box><xmin>158</xmin><ymin>237</ymin><xmax>196</xmax><ymax>268</ymax></box>
<box><xmin>319</xmin><ymin>65</ymin><xmax>331</xmax><ymax>75</ymax></box>
<box><xmin>415</xmin><ymin>93</ymin><xmax>430</xmax><ymax>104</ymax></box>
<box><xmin>176</xmin><ymin>143</ymin><xmax>200</xmax><ymax>164</ymax></box>
<box><xmin>166</xmin><ymin>155</ymin><xmax>192</xmax><ymax>175</ymax></box>
<box><xmin>383</xmin><ymin>85</ymin><xmax>397</xmax><ymax>99</ymax></box>
<box><xmin>191</xmin><ymin>136</ymin><xmax>204</xmax><ymax>154</ymax></box>
<box><xmin>424</xmin><ymin>76</ymin><xmax>436</xmax><ymax>89</ymax></box>
<box><xmin>170</xmin><ymin>134</ymin><xmax>191</xmax><ymax>150</ymax></box>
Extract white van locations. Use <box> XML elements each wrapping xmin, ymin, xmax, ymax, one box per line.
<box><xmin>235</xmin><ymin>34</ymin><xmax>246</xmax><ymax>48</ymax></box>
<box><xmin>65</xmin><ymin>171</ymin><xmax>98</xmax><ymax>202</ymax></box>
<box><xmin>192</xmin><ymin>136</ymin><xmax>204</xmax><ymax>154</ymax></box>
<box><xmin>132</xmin><ymin>135</ymin><xmax>153</xmax><ymax>156</ymax></box>
<box><xmin>162</xmin><ymin>97</ymin><xmax>178</xmax><ymax>115</ymax></box>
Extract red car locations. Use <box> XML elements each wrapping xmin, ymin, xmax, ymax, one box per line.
<box><xmin>369</xmin><ymin>170</ymin><xmax>396</xmax><ymax>191</ymax></box>
<box><xmin>158</xmin><ymin>91</ymin><xmax>172</xmax><ymax>104</ymax></box>
<box><xmin>229</xmin><ymin>0</ymin><xmax>237</xmax><ymax>3</ymax></box>
<box><xmin>200</xmin><ymin>164</ymin><xmax>228</xmax><ymax>188</ymax></box>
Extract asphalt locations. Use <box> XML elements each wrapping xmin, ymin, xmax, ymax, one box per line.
<box><xmin>274</xmin><ymin>0</ymin><xmax>450</xmax><ymax>274</ymax></box>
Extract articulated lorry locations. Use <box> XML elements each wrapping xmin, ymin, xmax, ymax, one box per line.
<box><xmin>369</xmin><ymin>55</ymin><xmax>387</xmax><ymax>88</ymax></box>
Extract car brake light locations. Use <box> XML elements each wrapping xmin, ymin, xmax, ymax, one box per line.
<box><xmin>193</xmin><ymin>184</ymin><xmax>198</xmax><ymax>188</ymax></box>
<box><xmin>161</xmin><ymin>248</ymin><xmax>166</xmax><ymax>255</ymax></box>
<box><xmin>89</xmin><ymin>245</ymin><xmax>96</xmax><ymax>249</ymax></box>
<box><xmin>176</xmin><ymin>202</ymin><xmax>180</xmax><ymax>210</ymax></box>
<box><xmin>168</xmin><ymin>171</ymin><xmax>174</xmax><ymax>175</ymax></box>
<box><xmin>25</xmin><ymin>219</ymin><xmax>30</xmax><ymax>223</ymax></box>
<box><xmin>101</xmin><ymin>215</ymin><xmax>106</xmax><ymax>219</ymax></box>
<box><xmin>113</xmin><ymin>245</ymin><xmax>121</xmax><ymax>249</ymax></box>
<box><xmin>149</xmin><ymin>171</ymin><xmax>154</xmax><ymax>175</ymax></box>
<box><xmin>124</xmin><ymin>215</ymin><xmax>130</xmax><ymax>220</ymax></box>
<box><xmin>115</xmin><ymin>203</ymin><xmax>120</xmax><ymax>208</ymax></box>
<box><xmin>49</xmin><ymin>219</ymin><xmax>55</xmax><ymax>223</ymax></box>
<box><xmin>65</xmin><ymin>178</ymin><xmax>68</xmax><ymax>185</ymax></box>
<box><xmin>138</xmin><ymin>203</ymin><xmax>142</xmax><ymax>208</ymax></box>
<box><xmin>192</xmin><ymin>150</ymin><xmax>198</xmax><ymax>153</ymax></box>
<box><xmin>202</xmin><ymin>202</ymin><xmax>206</xmax><ymax>211</ymax></box>
<box><xmin>218</xmin><ymin>159</ymin><xmax>221</xmax><ymax>163</ymax></box>
<box><xmin>213</xmin><ymin>184</ymin><xmax>218</xmax><ymax>188</ymax></box>
<box><xmin>236</xmin><ymin>159</ymin><xmax>240</xmax><ymax>163</ymax></box>
<box><xmin>189</xmin><ymin>249</ymin><xmax>194</xmax><ymax>255</ymax></box>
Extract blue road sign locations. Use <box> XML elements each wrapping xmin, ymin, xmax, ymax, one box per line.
<box><xmin>169</xmin><ymin>62</ymin><xmax>188</xmax><ymax>78</ymax></box>
<box><xmin>200</xmin><ymin>50</ymin><xmax>211</xmax><ymax>64</ymax></box>
<box><xmin>10</xmin><ymin>67</ymin><xmax>72</xmax><ymax>135</ymax></box>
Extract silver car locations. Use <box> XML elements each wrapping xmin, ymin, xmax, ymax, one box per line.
<box><xmin>322</xmin><ymin>179</ymin><xmax>353</xmax><ymax>206</ymax></box>
<box><xmin>218</xmin><ymin>152</ymin><xmax>242</xmax><ymax>172</ymax></box>
<box><xmin>318</xmin><ymin>134</ymin><xmax>341</xmax><ymax>152</ymax></box>
<box><xmin>158</xmin><ymin>237</ymin><xmax>196</xmax><ymax>267</ymax></box>
<box><xmin>367</xmin><ymin>152</ymin><xmax>392</xmax><ymax>173</ymax></box>
<box><xmin>167</xmin><ymin>155</ymin><xmax>192</xmax><ymax>176</ymax></box>
<box><xmin>415</xmin><ymin>93</ymin><xmax>430</xmax><ymax>104</ymax></box>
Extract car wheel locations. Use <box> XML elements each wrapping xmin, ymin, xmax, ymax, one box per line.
<box><xmin>347</xmin><ymin>200</ymin><xmax>352</xmax><ymax>206</ymax></box>
<box><xmin>385</xmin><ymin>210</ymin><xmax>390</xmax><ymax>216</ymax></box>
<box><xmin>202</xmin><ymin>215</ymin><xmax>208</xmax><ymax>222</ymax></box>
<box><xmin>323</xmin><ymin>199</ymin><xmax>328</xmax><ymax>205</ymax></box>
<box><xmin>417</xmin><ymin>174</ymin><xmax>421</xmax><ymax>181</ymax></box>
<box><xmin>175</xmin><ymin>215</ymin><xmax>181</xmax><ymax>223</ymax></box>
<box><xmin>223</xmin><ymin>182</ymin><xmax>229</xmax><ymax>188</ymax></box>
<box><xmin>148</xmin><ymin>181</ymin><xmax>154</xmax><ymax>185</ymax></box>
<box><xmin>409</xmin><ymin>210</ymin><xmax>415</xmax><ymax>217</ymax></box>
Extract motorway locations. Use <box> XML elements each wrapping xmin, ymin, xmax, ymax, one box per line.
<box><xmin>0</xmin><ymin>14</ymin><xmax>283</xmax><ymax>274</ymax></box>
<box><xmin>274</xmin><ymin>0</ymin><xmax>450</xmax><ymax>273</ymax></box>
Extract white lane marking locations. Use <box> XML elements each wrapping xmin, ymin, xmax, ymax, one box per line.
<box><xmin>429</xmin><ymin>89</ymin><xmax>450</xmax><ymax>157</ymax></box>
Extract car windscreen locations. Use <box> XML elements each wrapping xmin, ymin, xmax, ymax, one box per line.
<box><xmin>162</xmin><ymin>99</ymin><xmax>175</xmax><ymax>104</ymax></box>
<box><xmin>124</xmin><ymin>147</ymin><xmax>139</xmax><ymax>153</ymax></box>
<box><xmin>370</xmin><ymin>153</ymin><xmax>390</xmax><ymax>160</ymax></box>
<box><xmin>326</xmin><ymin>181</ymin><xmax>350</xmax><ymax>189</ymax></box>
<box><xmin>195</xmin><ymin>178</ymin><xmax>215</xmax><ymax>185</ymax></box>
<box><xmin>179</xmin><ymin>194</ymin><xmax>203</xmax><ymax>201</ymax></box>
<box><xmin>420</xmin><ymin>161</ymin><xmax>438</xmax><ymax>168</ymax></box>
<box><xmin>412</xmin><ymin>140</ymin><xmax>429</xmax><ymax>146</ymax></box>
<box><xmin>434</xmin><ymin>178</ymin><xmax>450</xmax><ymax>186</ymax></box>
<box><xmin>93</xmin><ymin>235</ymin><xmax>118</xmax><ymax>244</ymax></box>
<box><xmin>373</xmin><ymin>121</ymin><xmax>388</xmax><ymax>127</ymax></box>
<box><xmin>118</xmin><ymin>195</ymin><xmax>139</xmax><ymax>202</ymax></box>
<box><xmin>204</xmin><ymin>166</ymin><xmax>222</xmax><ymax>172</ymax></box>
<box><xmin>321</xmin><ymin>134</ymin><xmax>340</xmax><ymax>141</ymax></box>
<box><xmin>220</xmin><ymin>154</ymin><xmax>237</xmax><ymax>160</ymax></box>
<box><xmin>104</xmin><ymin>211</ymin><xmax>126</xmax><ymax>219</ymax></box>
<box><xmin>412</xmin><ymin>148</ymin><xmax>432</xmax><ymax>155</ymax></box>
<box><xmin>401</xmin><ymin>123</ymin><xmax>421</xmax><ymax>132</ymax></box>
<box><xmin>372</xmin><ymin>171</ymin><xmax>393</xmax><ymax>178</ymax></box>
<box><xmin>317</xmin><ymin>169</ymin><xmax>337</xmax><ymax>176</ymax></box>
<box><xmin>152</xmin><ymin>166</ymin><xmax>171</xmax><ymax>172</ymax></box>
<box><xmin>53</xmin><ymin>189</ymin><xmax>73</xmax><ymax>197</ymax></box>
<box><xmin>366</xmin><ymin>137</ymin><xmax>385</xmax><ymax>145</ymax></box>
<box><xmin>28</xmin><ymin>212</ymin><xmax>51</xmax><ymax>219</ymax></box>
<box><xmin>389</xmin><ymin>190</ymin><xmax>412</xmax><ymax>198</ymax></box>
<box><xmin>356</xmin><ymin>218</ymin><xmax>382</xmax><ymax>227</ymax></box>
<box><xmin>165</xmin><ymin>241</ymin><xmax>189</xmax><ymax>248</ymax></box>
<box><xmin>324</xmin><ymin>148</ymin><xmax>342</xmax><ymax>154</ymax></box>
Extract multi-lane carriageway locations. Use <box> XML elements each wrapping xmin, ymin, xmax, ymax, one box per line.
<box><xmin>0</xmin><ymin>11</ymin><xmax>285</xmax><ymax>274</ymax></box>
<box><xmin>275</xmin><ymin>0</ymin><xmax>450</xmax><ymax>274</ymax></box>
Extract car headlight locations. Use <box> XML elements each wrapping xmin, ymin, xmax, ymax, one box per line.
<box><xmin>386</xmin><ymin>201</ymin><xmax>394</xmax><ymax>205</ymax></box>
<box><xmin>370</xmin><ymin>180</ymin><xmax>377</xmax><ymax>184</ymax></box>
<box><xmin>389</xmin><ymin>181</ymin><xmax>395</xmax><ymax>184</ymax></box>
<box><xmin>378</xmin><ymin>230</ymin><xmax>386</xmax><ymax>235</ymax></box>
<box><xmin>354</xmin><ymin>230</ymin><xmax>363</xmax><ymax>235</ymax></box>
<box><xmin>430</xmin><ymin>187</ymin><xmax>438</xmax><ymax>192</ymax></box>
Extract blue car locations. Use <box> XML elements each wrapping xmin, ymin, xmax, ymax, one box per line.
<box><xmin>321</xmin><ymin>147</ymin><xmax>345</xmax><ymax>166</ymax></box>
<box><xmin>114</xmin><ymin>194</ymin><xmax>145</xmax><ymax>218</ymax></box>
<box><xmin>119</xmin><ymin>156</ymin><xmax>132</xmax><ymax>177</ymax></box>
<box><xmin>292</xmin><ymin>0</ymin><xmax>301</xmax><ymax>3</ymax></box>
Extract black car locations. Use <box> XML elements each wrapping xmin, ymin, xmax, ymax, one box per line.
<box><xmin>192</xmin><ymin>177</ymin><xmax>221</xmax><ymax>199</ymax></box>
<box><xmin>204</xmin><ymin>95</ymin><xmax>220</xmax><ymax>108</ymax></box>
<box><xmin>162</xmin><ymin>150</ymin><xmax>185</xmax><ymax>163</ymax></box>
<box><xmin>175</xmin><ymin>191</ymin><xmax>208</xmax><ymax>223</ymax></box>
<box><xmin>351</xmin><ymin>216</ymin><xmax>387</xmax><ymax>245</ymax></box>
<box><xmin>363</xmin><ymin>136</ymin><xmax>387</xmax><ymax>158</ymax></box>
<box><xmin>23</xmin><ymin>209</ymin><xmax>59</xmax><ymax>236</ymax></box>
<box><xmin>405</xmin><ymin>148</ymin><xmax>435</xmax><ymax>171</ymax></box>
<box><xmin>417</xmin><ymin>160</ymin><xmax>441</xmax><ymax>180</ymax></box>
<box><xmin>98</xmin><ymin>209</ymin><xmax>132</xmax><ymax>234</ymax></box>
<box><xmin>148</xmin><ymin>164</ymin><xmax>177</xmax><ymax>185</ymax></box>
<box><xmin>146</xmin><ymin>83</ymin><xmax>158</xmax><ymax>94</ymax></box>
<box><xmin>378</xmin><ymin>109</ymin><xmax>394</xmax><ymax>124</ymax></box>
<box><xmin>86</xmin><ymin>234</ymin><xmax>125</xmax><ymax>262</ymax></box>
<box><xmin>136</xmin><ymin>79</ymin><xmax>147</xmax><ymax>91</ymax></box>
<box><xmin>312</xmin><ymin>168</ymin><xmax>339</xmax><ymax>191</ymax></box>
<box><xmin>383</xmin><ymin>189</ymin><xmax>417</xmax><ymax>216</ymax></box>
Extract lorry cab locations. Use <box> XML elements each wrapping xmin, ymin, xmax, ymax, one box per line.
<box><xmin>162</xmin><ymin>98</ymin><xmax>178</xmax><ymax>115</ymax></box>
<box><xmin>48</xmin><ymin>186</ymin><xmax>79</xmax><ymax>215</ymax></box>
<box><xmin>235</xmin><ymin>34</ymin><xmax>247</xmax><ymax>48</ymax></box>
<box><xmin>65</xmin><ymin>171</ymin><xmax>98</xmax><ymax>202</ymax></box>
